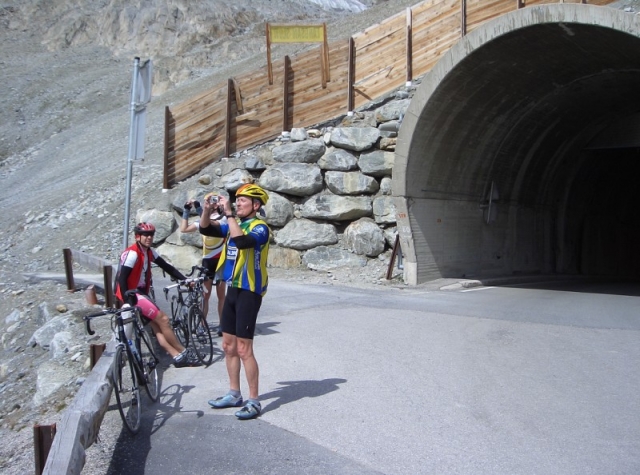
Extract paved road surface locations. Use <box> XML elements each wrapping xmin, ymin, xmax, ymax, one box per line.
<box><xmin>100</xmin><ymin>277</ymin><xmax>640</xmax><ymax>475</ymax></box>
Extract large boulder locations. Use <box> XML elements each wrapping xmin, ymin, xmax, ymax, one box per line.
<box><xmin>325</xmin><ymin>171</ymin><xmax>379</xmax><ymax>195</ymax></box>
<box><xmin>275</xmin><ymin>219</ymin><xmax>338</xmax><ymax>250</ymax></box>
<box><xmin>301</xmin><ymin>193</ymin><xmax>372</xmax><ymax>221</ymax></box>
<box><xmin>318</xmin><ymin>147</ymin><xmax>358</xmax><ymax>171</ymax></box>
<box><xmin>329</xmin><ymin>127</ymin><xmax>380</xmax><ymax>152</ymax></box>
<box><xmin>344</xmin><ymin>217</ymin><xmax>386</xmax><ymax>257</ymax></box>
<box><xmin>259</xmin><ymin>163</ymin><xmax>323</xmax><ymax>197</ymax></box>
<box><xmin>358</xmin><ymin>150</ymin><xmax>395</xmax><ymax>177</ymax></box>
<box><xmin>264</xmin><ymin>191</ymin><xmax>295</xmax><ymax>228</ymax></box>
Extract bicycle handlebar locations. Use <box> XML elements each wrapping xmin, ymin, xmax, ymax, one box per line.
<box><xmin>83</xmin><ymin>308</ymin><xmax>118</xmax><ymax>335</ymax></box>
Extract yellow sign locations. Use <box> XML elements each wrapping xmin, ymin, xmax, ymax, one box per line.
<box><xmin>269</xmin><ymin>24</ymin><xmax>325</xmax><ymax>43</ymax></box>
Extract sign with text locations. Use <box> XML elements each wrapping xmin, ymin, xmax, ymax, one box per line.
<box><xmin>266</xmin><ymin>23</ymin><xmax>329</xmax><ymax>87</ymax></box>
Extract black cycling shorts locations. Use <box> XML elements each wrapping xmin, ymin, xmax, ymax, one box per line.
<box><xmin>202</xmin><ymin>256</ymin><xmax>220</xmax><ymax>281</ymax></box>
<box><xmin>220</xmin><ymin>287</ymin><xmax>262</xmax><ymax>340</ymax></box>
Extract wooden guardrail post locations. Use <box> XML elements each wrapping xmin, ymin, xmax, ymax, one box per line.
<box><xmin>90</xmin><ymin>343</ymin><xmax>106</xmax><ymax>369</ymax></box>
<box><xmin>62</xmin><ymin>248</ymin><xmax>75</xmax><ymax>292</ymax></box>
<box><xmin>34</xmin><ymin>423</ymin><xmax>57</xmax><ymax>475</ymax></box>
<box><xmin>103</xmin><ymin>264</ymin><xmax>115</xmax><ymax>308</ymax></box>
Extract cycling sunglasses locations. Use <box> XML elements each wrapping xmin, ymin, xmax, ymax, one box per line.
<box><xmin>137</xmin><ymin>231</ymin><xmax>155</xmax><ymax>237</ymax></box>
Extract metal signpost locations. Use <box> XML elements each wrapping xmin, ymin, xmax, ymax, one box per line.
<box><xmin>122</xmin><ymin>57</ymin><xmax>153</xmax><ymax>250</ymax></box>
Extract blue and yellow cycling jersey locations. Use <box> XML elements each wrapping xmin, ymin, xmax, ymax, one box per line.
<box><xmin>216</xmin><ymin>217</ymin><xmax>270</xmax><ymax>296</ymax></box>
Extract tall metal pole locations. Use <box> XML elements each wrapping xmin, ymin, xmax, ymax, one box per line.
<box><xmin>123</xmin><ymin>57</ymin><xmax>141</xmax><ymax>250</ymax></box>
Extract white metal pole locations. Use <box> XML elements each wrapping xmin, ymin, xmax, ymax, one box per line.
<box><xmin>123</xmin><ymin>57</ymin><xmax>141</xmax><ymax>250</ymax></box>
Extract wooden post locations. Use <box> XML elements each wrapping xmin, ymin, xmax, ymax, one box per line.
<box><xmin>406</xmin><ymin>7</ymin><xmax>413</xmax><ymax>84</ymax></box>
<box><xmin>461</xmin><ymin>0</ymin><xmax>467</xmax><ymax>37</ymax></box>
<box><xmin>225</xmin><ymin>78</ymin><xmax>233</xmax><ymax>158</ymax></box>
<box><xmin>90</xmin><ymin>343</ymin><xmax>106</xmax><ymax>369</ymax></box>
<box><xmin>347</xmin><ymin>37</ymin><xmax>355</xmax><ymax>113</ymax></box>
<box><xmin>62</xmin><ymin>248</ymin><xmax>75</xmax><ymax>292</ymax></box>
<box><xmin>163</xmin><ymin>106</ymin><xmax>170</xmax><ymax>189</ymax></box>
<box><xmin>517</xmin><ymin>0</ymin><xmax>525</xmax><ymax>8</ymax></box>
<box><xmin>283</xmin><ymin>55</ymin><xmax>291</xmax><ymax>132</ymax></box>
<box><xmin>231</xmin><ymin>78</ymin><xmax>244</xmax><ymax>113</ymax></box>
<box><xmin>103</xmin><ymin>265</ymin><xmax>114</xmax><ymax>308</ymax></box>
<box><xmin>266</xmin><ymin>23</ymin><xmax>273</xmax><ymax>85</ymax></box>
<box><xmin>34</xmin><ymin>423</ymin><xmax>56</xmax><ymax>475</ymax></box>
<box><xmin>321</xmin><ymin>23</ymin><xmax>330</xmax><ymax>87</ymax></box>
<box><xmin>386</xmin><ymin>235</ymin><xmax>401</xmax><ymax>280</ymax></box>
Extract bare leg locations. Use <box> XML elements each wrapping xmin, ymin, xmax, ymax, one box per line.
<box><xmin>237</xmin><ymin>338</ymin><xmax>259</xmax><ymax>399</ymax></box>
<box><xmin>215</xmin><ymin>282</ymin><xmax>226</xmax><ymax>327</ymax></box>
<box><xmin>203</xmin><ymin>279</ymin><xmax>212</xmax><ymax>321</ymax></box>
<box><xmin>150</xmin><ymin>312</ymin><xmax>185</xmax><ymax>357</ymax></box>
<box><xmin>223</xmin><ymin>334</ymin><xmax>241</xmax><ymax>391</ymax></box>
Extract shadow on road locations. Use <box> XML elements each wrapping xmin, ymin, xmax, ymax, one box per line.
<box><xmin>260</xmin><ymin>378</ymin><xmax>347</xmax><ymax>414</ymax></box>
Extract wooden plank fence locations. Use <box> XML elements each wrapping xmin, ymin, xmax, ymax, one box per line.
<box><xmin>164</xmin><ymin>0</ymin><xmax>617</xmax><ymax>188</ymax></box>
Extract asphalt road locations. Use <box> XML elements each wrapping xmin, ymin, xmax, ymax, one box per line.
<box><xmin>102</xmin><ymin>276</ymin><xmax>640</xmax><ymax>475</ymax></box>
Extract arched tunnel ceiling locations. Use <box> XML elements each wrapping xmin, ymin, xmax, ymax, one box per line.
<box><xmin>400</xmin><ymin>7</ymin><xmax>640</xmax><ymax>206</ymax></box>
<box><xmin>393</xmin><ymin>5</ymin><xmax>640</xmax><ymax>284</ymax></box>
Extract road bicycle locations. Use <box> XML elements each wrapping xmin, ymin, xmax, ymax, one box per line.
<box><xmin>163</xmin><ymin>266</ymin><xmax>214</xmax><ymax>365</ymax></box>
<box><xmin>83</xmin><ymin>290</ymin><xmax>160</xmax><ymax>434</ymax></box>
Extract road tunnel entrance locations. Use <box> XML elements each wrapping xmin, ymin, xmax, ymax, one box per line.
<box><xmin>393</xmin><ymin>4</ymin><xmax>640</xmax><ymax>284</ymax></box>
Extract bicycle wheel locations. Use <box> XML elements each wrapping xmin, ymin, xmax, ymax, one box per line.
<box><xmin>188</xmin><ymin>305</ymin><xmax>213</xmax><ymax>365</ymax></box>
<box><xmin>112</xmin><ymin>345</ymin><xmax>141</xmax><ymax>434</ymax></box>
<box><xmin>172</xmin><ymin>300</ymin><xmax>190</xmax><ymax>347</ymax></box>
<box><xmin>137</xmin><ymin>327</ymin><xmax>160</xmax><ymax>402</ymax></box>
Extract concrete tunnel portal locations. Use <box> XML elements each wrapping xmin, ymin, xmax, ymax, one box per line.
<box><xmin>393</xmin><ymin>4</ymin><xmax>640</xmax><ymax>285</ymax></box>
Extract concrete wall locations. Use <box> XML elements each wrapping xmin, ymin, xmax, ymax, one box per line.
<box><xmin>395</xmin><ymin>4</ymin><xmax>640</xmax><ymax>284</ymax></box>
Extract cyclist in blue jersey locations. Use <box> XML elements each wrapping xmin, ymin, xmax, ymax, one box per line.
<box><xmin>199</xmin><ymin>184</ymin><xmax>270</xmax><ymax>420</ymax></box>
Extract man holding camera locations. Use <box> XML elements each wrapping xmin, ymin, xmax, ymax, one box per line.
<box><xmin>180</xmin><ymin>193</ymin><xmax>227</xmax><ymax>335</ymax></box>
<box><xmin>199</xmin><ymin>184</ymin><xmax>270</xmax><ymax>420</ymax></box>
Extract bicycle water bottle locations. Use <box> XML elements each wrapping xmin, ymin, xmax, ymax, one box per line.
<box><xmin>128</xmin><ymin>338</ymin><xmax>140</xmax><ymax>361</ymax></box>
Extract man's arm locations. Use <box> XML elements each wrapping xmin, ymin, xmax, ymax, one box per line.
<box><xmin>155</xmin><ymin>256</ymin><xmax>187</xmax><ymax>281</ymax></box>
<box><xmin>199</xmin><ymin>197</ymin><xmax>225</xmax><ymax>236</ymax></box>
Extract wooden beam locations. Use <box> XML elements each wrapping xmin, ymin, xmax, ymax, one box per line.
<box><xmin>34</xmin><ymin>424</ymin><xmax>56</xmax><ymax>475</ymax></box>
<box><xmin>62</xmin><ymin>248</ymin><xmax>74</xmax><ymax>291</ymax></box>
<box><xmin>406</xmin><ymin>7</ymin><xmax>413</xmax><ymax>83</ymax></box>
<box><xmin>283</xmin><ymin>55</ymin><xmax>291</xmax><ymax>132</ymax></box>
<box><xmin>163</xmin><ymin>106</ymin><xmax>170</xmax><ymax>189</ymax></box>
<box><xmin>322</xmin><ymin>23</ymin><xmax>330</xmax><ymax>85</ymax></box>
<box><xmin>347</xmin><ymin>37</ymin><xmax>355</xmax><ymax>113</ymax></box>
<box><xmin>461</xmin><ymin>0</ymin><xmax>466</xmax><ymax>37</ymax></box>
<box><xmin>103</xmin><ymin>264</ymin><xmax>115</xmax><ymax>308</ymax></box>
<box><xmin>225</xmin><ymin>79</ymin><xmax>232</xmax><ymax>158</ymax></box>
<box><xmin>266</xmin><ymin>23</ymin><xmax>273</xmax><ymax>85</ymax></box>
<box><xmin>231</xmin><ymin>78</ymin><xmax>244</xmax><ymax>113</ymax></box>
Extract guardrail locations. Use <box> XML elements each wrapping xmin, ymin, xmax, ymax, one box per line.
<box><xmin>42</xmin><ymin>340</ymin><xmax>116</xmax><ymax>475</ymax></box>
<box><xmin>62</xmin><ymin>248</ymin><xmax>117</xmax><ymax>308</ymax></box>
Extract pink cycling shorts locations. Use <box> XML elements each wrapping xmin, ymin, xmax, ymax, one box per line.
<box><xmin>135</xmin><ymin>295</ymin><xmax>160</xmax><ymax>320</ymax></box>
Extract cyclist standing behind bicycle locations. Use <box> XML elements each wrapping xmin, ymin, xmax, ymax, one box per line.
<box><xmin>179</xmin><ymin>192</ymin><xmax>227</xmax><ymax>337</ymax></box>
<box><xmin>115</xmin><ymin>222</ymin><xmax>201</xmax><ymax>368</ymax></box>
<box><xmin>199</xmin><ymin>184</ymin><xmax>270</xmax><ymax>420</ymax></box>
